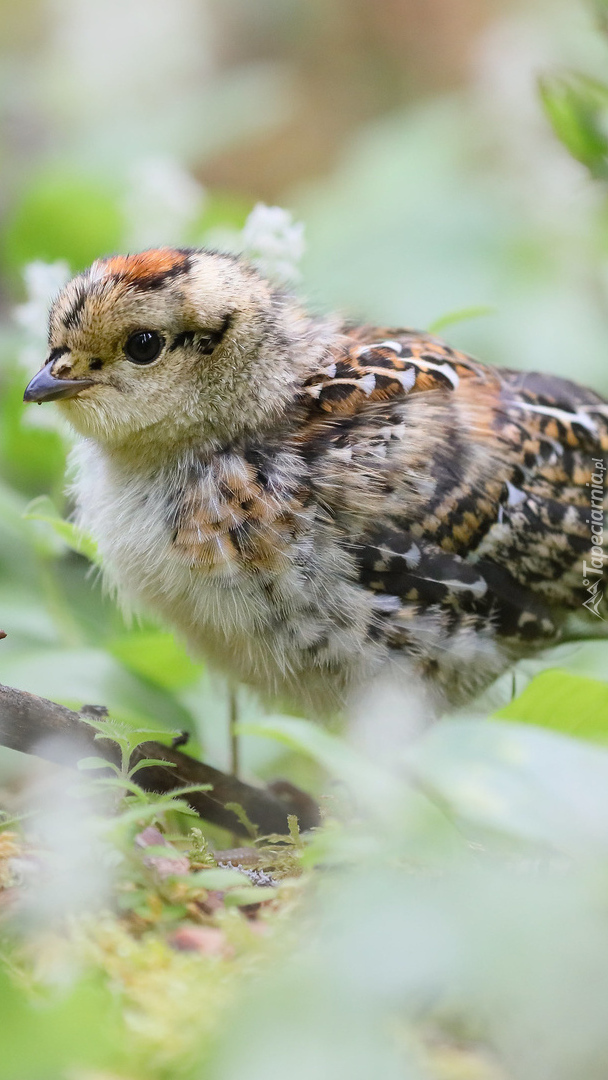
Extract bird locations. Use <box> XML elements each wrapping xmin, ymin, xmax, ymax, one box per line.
<box><xmin>23</xmin><ymin>246</ymin><xmax>608</xmax><ymax>718</ymax></box>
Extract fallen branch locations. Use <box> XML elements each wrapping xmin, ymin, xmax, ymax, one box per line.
<box><xmin>0</xmin><ymin>681</ymin><xmax>320</xmax><ymax>836</ymax></box>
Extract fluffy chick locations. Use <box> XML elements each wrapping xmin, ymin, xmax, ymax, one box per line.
<box><xmin>24</xmin><ymin>247</ymin><xmax>608</xmax><ymax>716</ymax></box>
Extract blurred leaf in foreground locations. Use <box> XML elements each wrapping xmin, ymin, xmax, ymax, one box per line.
<box><xmin>238</xmin><ymin>715</ymin><xmax>395</xmax><ymax>810</ymax></box>
<box><xmin>427</xmin><ymin>305</ymin><xmax>495</xmax><ymax>334</ymax></box>
<box><xmin>495</xmin><ymin>669</ymin><xmax>608</xmax><ymax>742</ymax></box>
<box><xmin>408</xmin><ymin>718</ymin><xmax>608</xmax><ymax>855</ymax></box>
<box><xmin>593</xmin><ymin>0</ymin><xmax>608</xmax><ymax>35</ymax></box>
<box><xmin>1</xmin><ymin>171</ymin><xmax>123</xmax><ymax>277</ymax></box>
<box><xmin>23</xmin><ymin>495</ymin><xmax>100</xmax><ymax>564</ymax></box>
<box><xmin>539</xmin><ymin>72</ymin><xmax>608</xmax><ymax>179</ymax></box>
<box><xmin>0</xmin><ymin>646</ymin><xmax>195</xmax><ymax>732</ymax></box>
<box><xmin>0</xmin><ymin>970</ymin><xmax>124</xmax><ymax>1078</ymax></box>
<box><xmin>108</xmin><ymin>629</ymin><xmax>204</xmax><ymax>691</ymax></box>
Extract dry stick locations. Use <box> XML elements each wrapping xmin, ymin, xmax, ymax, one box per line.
<box><xmin>0</xmin><ymin>682</ymin><xmax>320</xmax><ymax>837</ymax></box>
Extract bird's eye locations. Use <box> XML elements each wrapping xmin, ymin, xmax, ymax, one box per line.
<box><xmin>124</xmin><ymin>330</ymin><xmax>164</xmax><ymax>365</ymax></box>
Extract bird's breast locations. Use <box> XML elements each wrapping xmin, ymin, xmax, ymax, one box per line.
<box><xmin>68</xmin><ymin>441</ymin><xmax>374</xmax><ymax>697</ymax></box>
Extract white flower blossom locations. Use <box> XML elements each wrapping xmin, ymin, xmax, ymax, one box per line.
<box><xmin>240</xmin><ymin>202</ymin><xmax>306</xmax><ymax>285</ymax></box>
<box><xmin>14</xmin><ymin>260</ymin><xmax>71</xmax><ymax>432</ymax></box>
<box><xmin>20</xmin><ymin>758</ymin><xmax>116</xmax><ymax>939</ymax></box>
<box><xmin>14</xmin><ymin>259</ymin><xmax>71</xmax><ymax>365</ymax></box>
<box><xmin>122</xmin><ymin>156</ymin><xmax>206</xmax><ymax>250</ymax></box>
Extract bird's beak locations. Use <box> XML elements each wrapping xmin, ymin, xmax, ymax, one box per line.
<box><xmin>23</xmin><ymin>364</ymin><xmax>95</xmax><ymax>404</ymax></box>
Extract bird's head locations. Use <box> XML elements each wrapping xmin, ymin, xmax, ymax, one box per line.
<box><xmin>23</xmin><ymin>248</ymin><xmax>323</xmax><ymax>453</ymax></box>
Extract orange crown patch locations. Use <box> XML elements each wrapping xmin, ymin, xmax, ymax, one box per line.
<box><xmin>101</xmin><ymin>249</ymin><xmax>190</xmax><ymax>286</ymax></box>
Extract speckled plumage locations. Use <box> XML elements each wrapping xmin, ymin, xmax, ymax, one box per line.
<box><xmin>24</xmin><ymin>248</ymin><xmax>608</xmax><ymax>716</ymax></box>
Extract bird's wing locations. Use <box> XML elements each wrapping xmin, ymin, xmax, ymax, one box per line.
<box><xmin>170</xmin><ymin>326</ymin><xmax>483</xmax><ymax>579</ymax></box>
<box><xmin>295</xmin><ymin>324</ymin><xmax>484</xmax><ymax>415</ymax></box>
<box><xmin>297</xmin><ymin>327</ymin><xmax>608</xmax><ymax>641</ymax></box>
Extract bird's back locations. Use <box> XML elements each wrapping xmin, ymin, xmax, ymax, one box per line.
<box><xmin>293</xmin><ymin>326</ymin><xmax>608</xmax><ymax>699</ymax></box>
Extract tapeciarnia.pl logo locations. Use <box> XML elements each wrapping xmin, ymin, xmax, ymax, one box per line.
<box><xmin>582</xmin><ymin>457</ymin><xmax>606</xmax><ymax>619</ymax></box>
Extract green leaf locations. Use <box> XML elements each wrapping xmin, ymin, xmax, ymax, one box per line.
<box><xmin>0</xmin><ymin>479</ymin><xmax>60</xmax><ymax>558</ymax></box>
<box><xmin>408</xmin><ymin>718</ymin><xmax>608</xmax><ymax>855</ymax></box>
<box><xmin>77</xmin><ymin>756</ymin><xmax>118</xmax><ymax>772</ymax></box>
<box><xmin>1</xmin><ymin>170</ymin><xmax>123</xmax><ymax>275</ymax></box>
<box><xmin>494</xmin><ymin>669</ymin><xmax>608</xmax><ymax>742</ymax></box>
<box><xmin>0</xmin><ymin>370</ymin><xmax>67</xmax><ymax>493</ymax></box>
<box><xmin>593</xmin><ymin>0</ymin><xmax>608</xmax><ymax>36</ymax></box>
<box><xmin>153</xmin><ymin>783</ymin><xmax>213</xmax><ymax>797</ymax></box>
<box><xmin>0</xmin><ymin>970</ymin><xmax>124</xmax><ymax>1076</ymax></box>
<box><xmin>84</xmin><ymin>718</ymin><xmax>176</xmax><ymax>754</ymax></box>
<box><xmin>224</xmin><ymin>801</ymin><xmax>259</xmax><ymax>839</ymax></box>
<box><xmin>129</xmin><ymin>757</ymin><xmax>178</xmax><ymax>776</ymax></box>
<box><xmin>106</xmin><ymin>798</ymin><xmax>199</xmax><ymax>832</ymax></box>
<box><xmin>0</xmin><ymin>810</ymin><xmax>28</xmax><ymax>831</ymax></box>
<box><xmin>428</xmin><ymin>304</ymin><xmax>495</xmax><ymax>334</ymax></box>
<box><xmin>223</xmin><ymin>886</ymin><xmax>278</xmax><ymax>906</ymax></box>
<box><xmin>0</xmin><ymin>646</ymin><xmax>197</xmax><ymax>733</ymax></box>
<box><xmin>137</xmin><ymin>844</ymin><xmax>186</xmax><ymax>861</ymax></box>
<box><xmin>188</xmin><ymin>867</ymin><xmax>251</xmax><ymax>889</ymax></box>
<box><xmin>108</xmin><ymin>629</ymin><xmax>204</xmax><ymax>690</ymax></box>
<box><xmin>237</xmin><ymin>716</ymin><xmax>396</xmax><ymax>806</ymax></box>
<box><xmin>539</xmin><ymin>72</ymin><xmax>608</xmax><ymax>179</ymax></box>
<box><xmin>23</xmin><ymin>495</ymin><xmax>100</xmax><ymax>563</ymax></box>
<box><xmin>288</xmin><ymin>814</ymin><xmax>302</xmax><ymax>848</ymax></box>
<box><xmin>91</xmin><ymin>777</ymin><xmax>150</xmax><ymax>798</ymax></box>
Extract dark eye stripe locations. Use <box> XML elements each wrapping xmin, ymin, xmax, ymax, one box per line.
<box><xmin>169</xmin><ymin>331</ymin><xmax>196</xmax><ymax>351</ymax></box>
<box><xmin>169</xmin><ymin>314</ymin><xmax>233</xmax><ymax>356</ymax></box>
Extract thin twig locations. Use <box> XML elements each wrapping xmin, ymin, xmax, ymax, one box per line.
<box><xmin>0</xmin><ymin>681</ymin><xmax>320</xmax><ymax>837</ymax></box>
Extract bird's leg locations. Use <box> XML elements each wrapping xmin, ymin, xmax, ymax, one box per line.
<box><xmin>229</xmin><ymin>685</ymin><xmax>240</xmax><ymax>778</ymax></box>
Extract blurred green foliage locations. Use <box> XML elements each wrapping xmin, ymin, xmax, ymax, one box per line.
<box><xmin>496</xmin><ymin>669</ymin><xmax>608</xmax><ymax>739</ymax></box>
<box><xmin>0</xmin><ymin>971</ymin><xmax>126</xmax><ymax>1079</ymax></box>
<box><xmin>540</xmin><ymin>72</ymin><xmax>608</xmax><ymax>178</ymax></box>
<box><xmin>0</xmin><ymin>0</ymin><xmax>607</xmax><ymax>1078</ymax></box>
<box><xmin>1</xmin><ymin>172</ymin><xmax>124</xmax><ymax>278</ymax></box>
